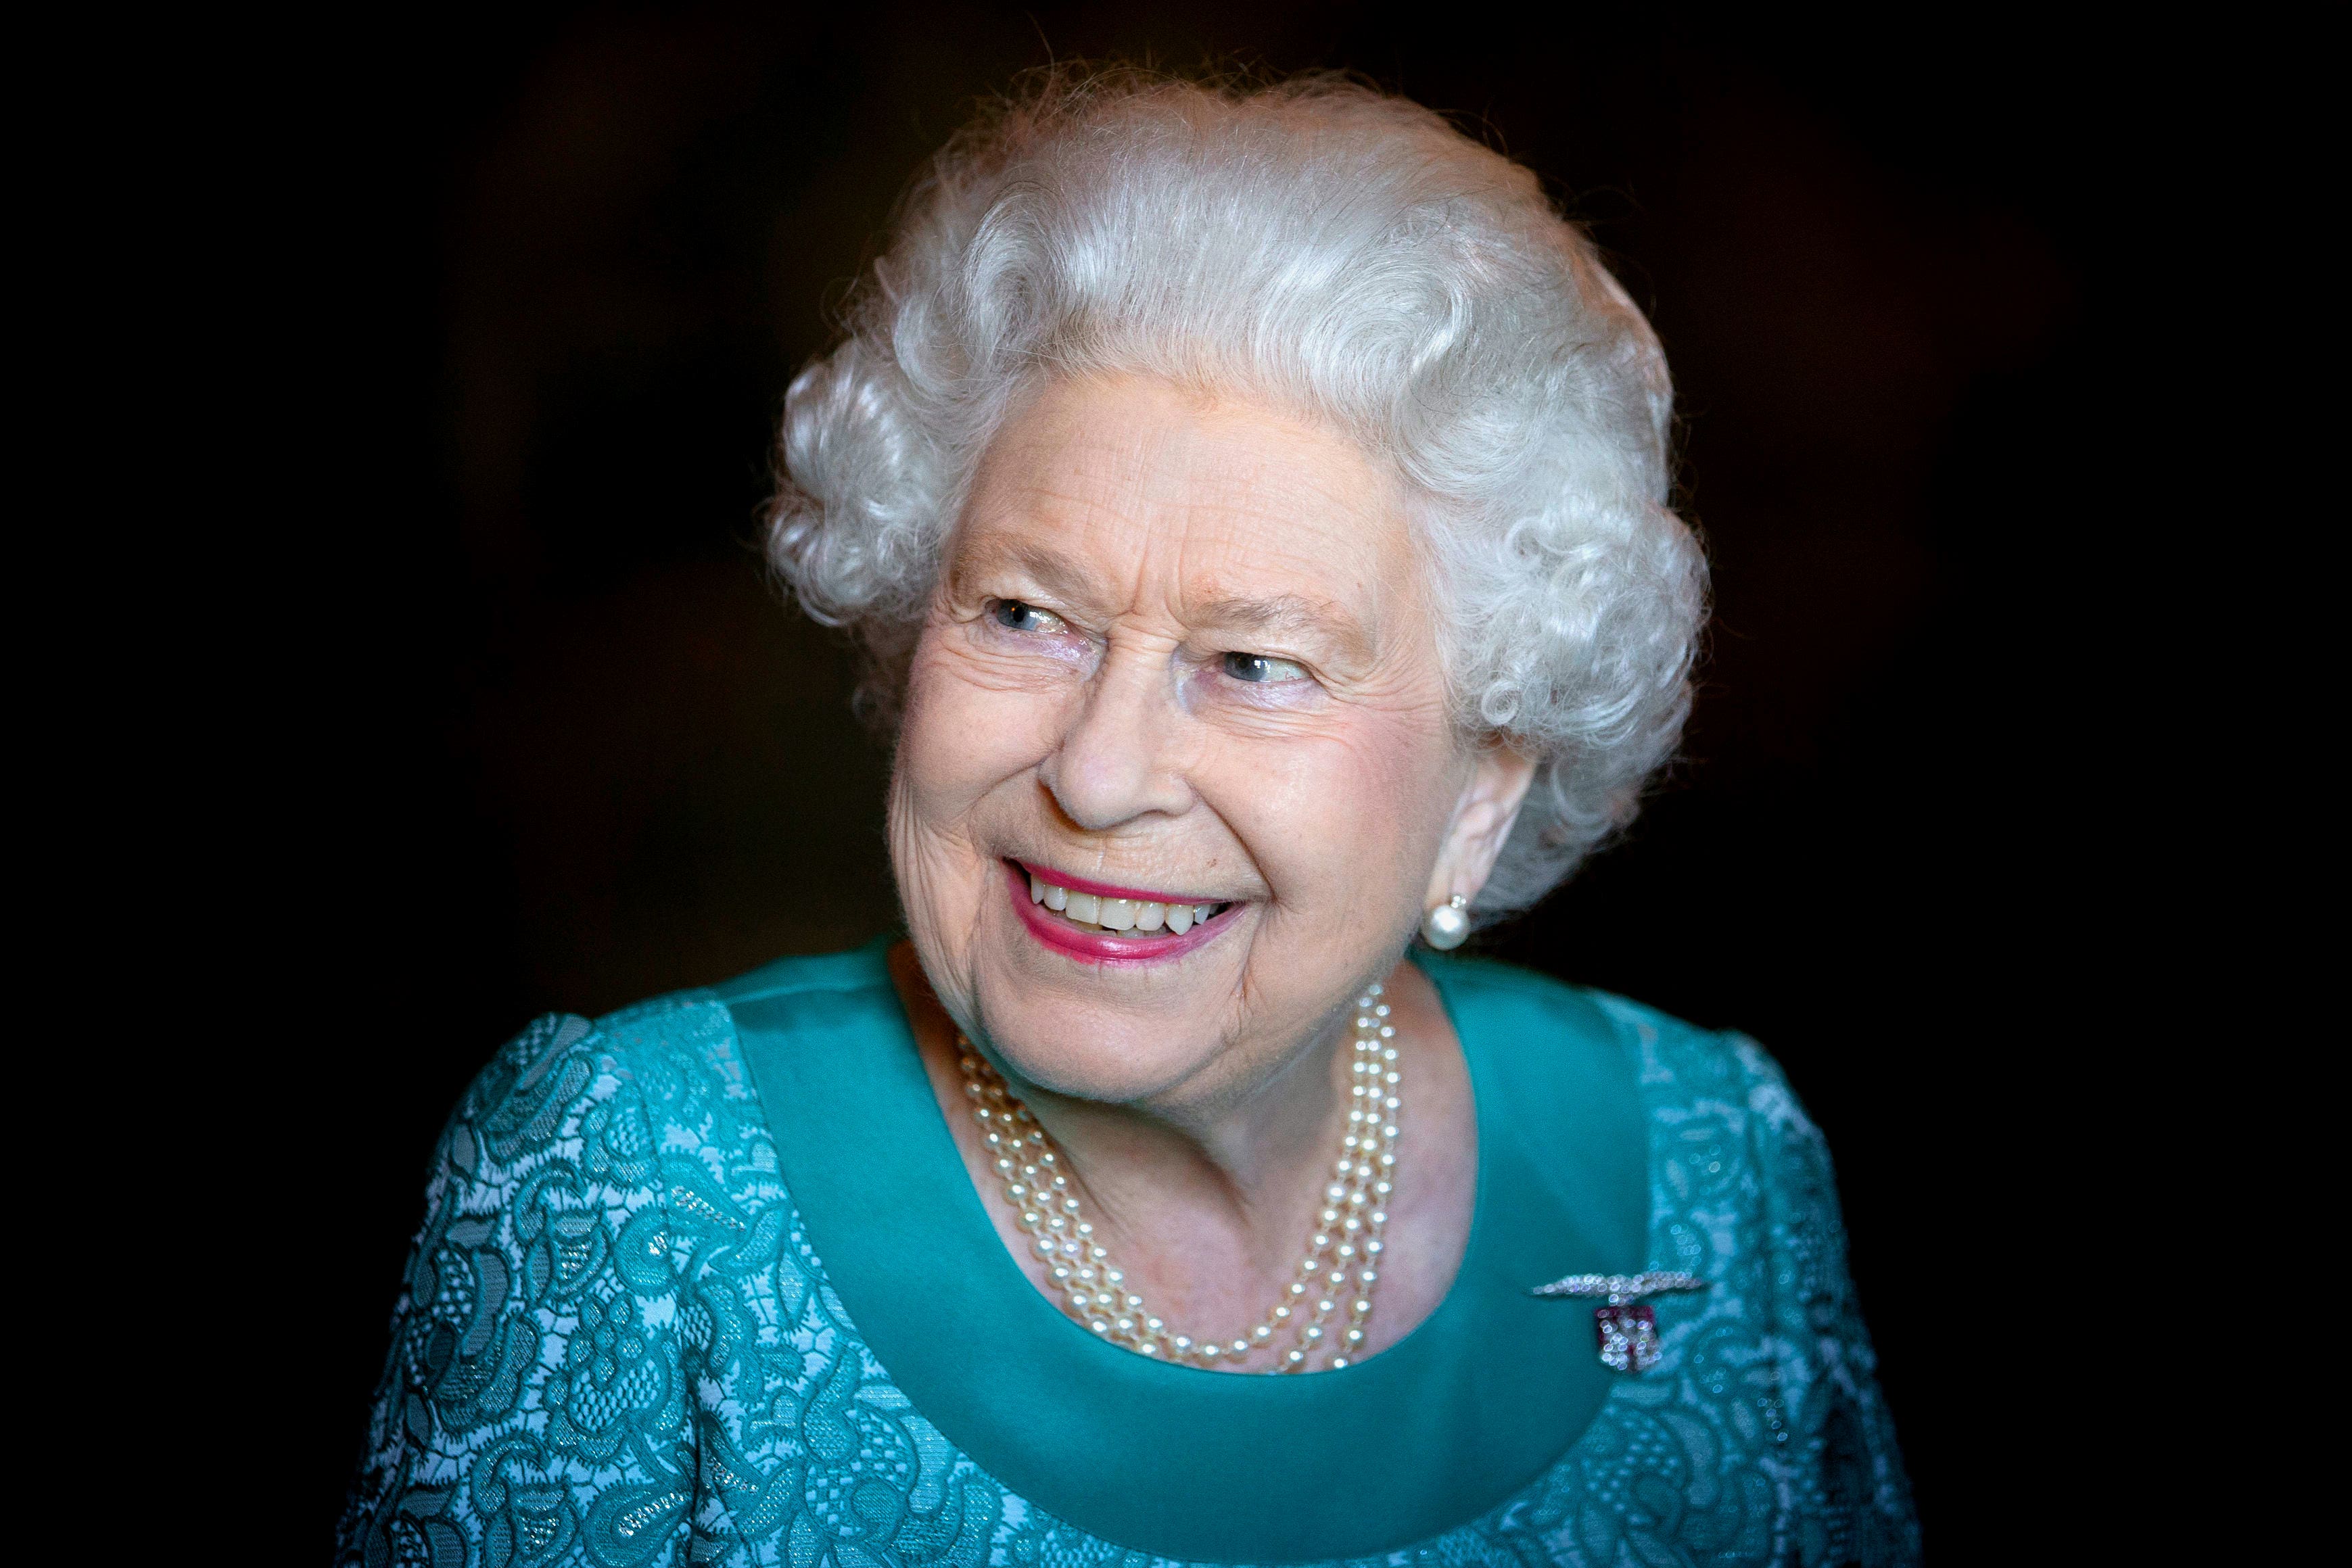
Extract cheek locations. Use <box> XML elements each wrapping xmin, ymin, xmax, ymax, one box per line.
<box><xmin>1220</xmin><ymin>711</ymin><xmax>1461</xmax><ymax>913</ymax></box>
<box><xmin>898</xmin><ymin>639</ymin><xmax>1053</xmax><ymax>812</ymax></box>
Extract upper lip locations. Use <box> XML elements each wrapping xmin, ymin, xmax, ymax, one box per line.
<box><xmin>1014</xmin><ymin>859</ymin><xmax>1231</xmax><ymax>907</ymax></box>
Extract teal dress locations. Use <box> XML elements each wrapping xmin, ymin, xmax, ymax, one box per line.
<box><xmin>339</xmin><ymin>942</ymin><xmax>1917</xmax><ymax>1567</ymax></box>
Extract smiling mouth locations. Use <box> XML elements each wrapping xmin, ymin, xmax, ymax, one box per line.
<box><xmin>1011</xmin><ymin>860</ymin><xmax>1237</xmax><ymax>938</ymax></box>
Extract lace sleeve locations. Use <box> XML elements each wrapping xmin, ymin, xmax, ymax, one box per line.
<box><xmin>336</xmin><ymin>1014</ymin><xmax>695</xmax><ymax>1567</ymax></box>
<box><xmin>1731</xmin><ymin>1035</ymin><xmax>1922</xmax><ymax>1566</ymax></box>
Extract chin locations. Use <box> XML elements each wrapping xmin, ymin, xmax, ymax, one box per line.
<box><xmin>974</xmin><ymin>990</ymin><xmax>1229</xmax><ymax>1105</ymax></box>
<box><xmin>962</xmin><ymin>926</ymin><xmax>1239</xmax><ymax>1106</ymax></box>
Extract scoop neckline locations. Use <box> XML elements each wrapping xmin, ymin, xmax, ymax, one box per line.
<box><xmin>920</xmin><ymin>956</ymin><xmax>1495</xmax><ymax>1382</ymax></box>
<box><xmin>725</xmin><ymin>939</ymin><xmax>1631</xmax><ymax>1562</ymax></box>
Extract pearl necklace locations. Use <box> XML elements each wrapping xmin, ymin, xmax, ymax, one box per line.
<box><xmin>956</xmin><ymin>982</ymin><xmax>1401</xmax><ymax>1372</ymax></box>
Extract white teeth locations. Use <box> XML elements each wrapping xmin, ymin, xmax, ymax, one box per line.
<box><xmin>1026</xmin><ymin>871</ymin><xmax>1223</xmax><ymax>936</ymax></box>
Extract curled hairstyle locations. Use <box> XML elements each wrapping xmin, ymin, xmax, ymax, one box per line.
<box><xmin>768</xmin><ymin>71</ymin><xmax>1706</xmax><ymax>916</ymax></box>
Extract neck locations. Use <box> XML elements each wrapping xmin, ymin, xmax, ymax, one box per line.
<box><xmin>891</xmin><ymin>942</ymin><xmax>1478</xmax><ymax>1367</ymax></box>
<box><xmin>1008</xmin><ymin>1001</ymin><xmax>1353</xmax><ymax>1260</ymax></box>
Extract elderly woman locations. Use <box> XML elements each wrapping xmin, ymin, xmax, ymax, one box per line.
<box><xmin>342</xmin><ymin>74</ymin><xmax>1916</xmax><ymax>1567</ymax></box>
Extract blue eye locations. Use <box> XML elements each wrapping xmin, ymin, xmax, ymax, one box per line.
<box><xmin>993</xmin><ymin>600</ymin><xmax>1058</xmax><ymax>632</ymax></box>
<box><xmin>1223</xmin><ymin>652</ymin><xmax>1309</xmax><ymax>684</ymax></box>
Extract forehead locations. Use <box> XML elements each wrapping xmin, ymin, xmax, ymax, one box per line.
<box><xmin>955</xmin><ymin>376</ymin><xmax>1417</xmax><ymax>623</ymax></box>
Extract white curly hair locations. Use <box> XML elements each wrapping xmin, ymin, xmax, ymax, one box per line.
<box><xmin>767</xmin><ymin>70</ymin><xmax>1706</xmax><ymax>916</ymax></box>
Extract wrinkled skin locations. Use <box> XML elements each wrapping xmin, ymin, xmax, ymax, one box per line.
<box><xmin>889</xmin><ymin>374</ymin><xmax>1533</xmax><ymax>1362</ymax></box>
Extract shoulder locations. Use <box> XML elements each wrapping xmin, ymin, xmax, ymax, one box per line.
<box><xmin>697</xmin><ymin>939</ymin><xmax>914</xmax><ymax>1083</ymax></box>
<box><xmin>431</xmin><ymin>995</ymin><xmax>735</xmax><ymax>1189</ymax></box>
<box><xmin>1424</xmin><ymin>955</ymin><xmax>1832</xmax><ymax>1216</ymax></box>
<box><xmin>432</xmin><ymin>1009</ymin><xmax>659</xmax><ymax>1194</ymax></box>
<box><xmin>1432</xmin><ymin>956</ymin><xmax>1810</xmax><ymax>1122</ymax></box>
<box><xmin>1420</xmin><ymin>953</ymin><xmax>1777</xmax><ymax>1095</ymax></box>
<box><xmin>454</xmin><ymin>943</ymin><xmax>902</xmax><ymax>1132</ymax></box>
<box><xmin>424</xmin><ymin>942</ymin><xmax>901</xmax><ymax>1208</ymax></box>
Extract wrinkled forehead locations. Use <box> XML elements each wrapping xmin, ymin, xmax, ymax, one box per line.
<box><xmin>950</xmin><ymin>377</ymin><xmax>1423</xmax><ymax>648</ymax></box>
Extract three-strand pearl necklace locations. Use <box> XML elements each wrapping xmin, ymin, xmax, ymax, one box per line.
<box><xmin>956</xmin><ymin>982</ymin><xmax>1401</xmax><ymax>1372</ymax></box>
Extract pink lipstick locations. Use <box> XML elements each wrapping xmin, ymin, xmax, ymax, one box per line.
<box><xmin>1005</xmin><ymin>860</ymin><xmax>1236</xmax><ymax>965</ymax></box>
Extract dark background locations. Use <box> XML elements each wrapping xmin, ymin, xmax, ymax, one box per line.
<box><xmin>225</xmin><ymin>3</ymin><xmax>2180</xmax><ymax>1557</ymax></box>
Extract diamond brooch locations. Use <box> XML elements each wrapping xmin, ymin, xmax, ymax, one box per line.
<box><xmin>1527</xmin><ymin>1270</ymin><xmax>1706</xmax><ymax>1373</ymax></box>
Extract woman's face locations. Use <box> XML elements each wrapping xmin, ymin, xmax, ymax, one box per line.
<box><xmin>891</xmin><ymin>375</ymin><xmax>1521</xmax><ymax>1113</ymax></box>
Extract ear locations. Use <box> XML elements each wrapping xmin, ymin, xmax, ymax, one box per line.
<box><xmin>1426</xmin><ymin>744</ymin><xmax>1538</xmax><ymax>911</ymax></box>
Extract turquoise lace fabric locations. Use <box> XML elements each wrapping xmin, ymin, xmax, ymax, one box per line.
<box><xmin>338</xmin><ymin>958</ymin><xmax>1918</xmax><ymax>1567</ymax></box>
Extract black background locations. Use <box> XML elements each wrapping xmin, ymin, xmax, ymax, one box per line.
<box><xmin>212</xmin><ymin>4</ymin><xmax>2186</xmax><ymax>1557</ymax></box>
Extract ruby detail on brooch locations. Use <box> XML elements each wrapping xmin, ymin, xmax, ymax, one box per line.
<box><xmin>1527</xmin><ymin>1270</ymin><xmax>1705</xmax><ymax>1373</ymax></box>
<box><xmin>1593</xmin><ymin>1303</ymin><xmax>1660</xmax><ymax>1372</ymax></box>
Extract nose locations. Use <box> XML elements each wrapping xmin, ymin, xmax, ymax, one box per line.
<box><xmin>1040</xmin><ymin>640</ymin><xmax>1193</xmax><ymax>831</ymax></box>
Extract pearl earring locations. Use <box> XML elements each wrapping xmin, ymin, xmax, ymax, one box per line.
<box><xmin>1420</xmin><ymin>894</ymin><xmax>1470</xmax><ymax>950</ymax></box>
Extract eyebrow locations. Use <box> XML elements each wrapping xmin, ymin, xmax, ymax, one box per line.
<box><xmin>947</xmin><ymin>537</ymin><xmax>1098</xmax><ymax>603</ymax></box>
